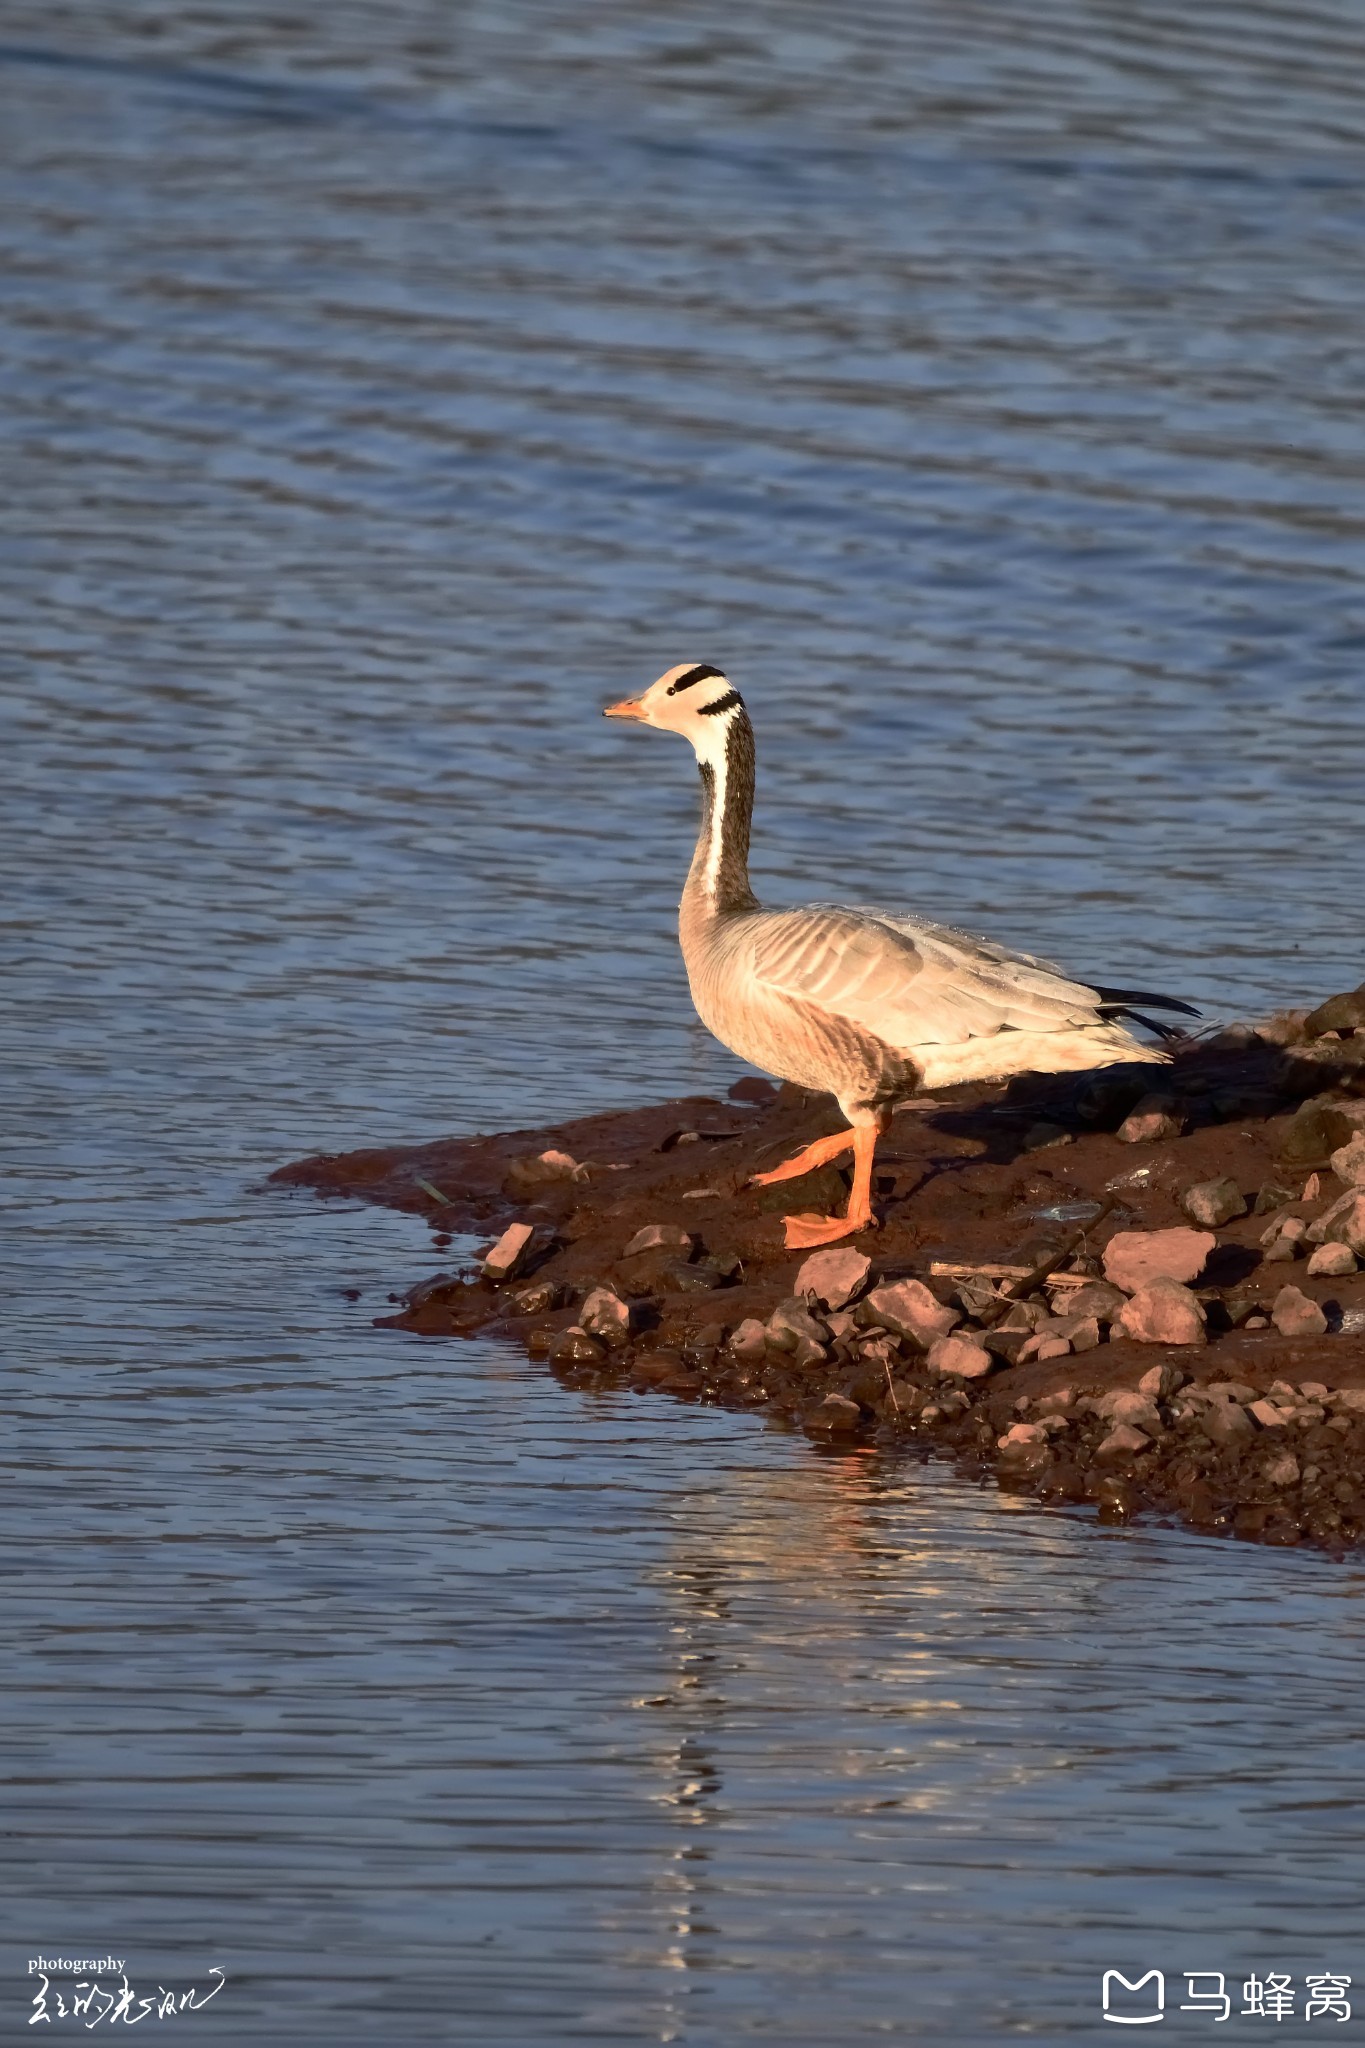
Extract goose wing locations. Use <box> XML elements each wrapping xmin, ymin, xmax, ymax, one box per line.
<box><xmin>744</xmin><ymin>903</ymin><xmax>1107</xmax><ymax>1051</ymax></box>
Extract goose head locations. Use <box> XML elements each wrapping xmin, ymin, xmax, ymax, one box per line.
<box><xmin>604</xmin><ymin>663</ymin><xmax>743</xmax><ymax>751</ymax></box>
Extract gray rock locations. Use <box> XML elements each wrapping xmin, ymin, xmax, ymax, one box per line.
<box><xmin>807</xmin><ymin>1392</ymin><xmax>862</xmax><ymax>1433</ymax></box>
<box><xmin>926</xmin><ymin>1333</ymin><xmax>995</xmax><ymax>1379</ymax></box>
<box><xmin>1138</xmin><ymin>1362</ymin><xmax>1188</xmax><ymax>1399</ymax></box>
<box><xmin>794</xmin><ymin>1247</ymin><xmax>872</xmax><ymax>1311</ymax></box>
<box><xmin>1280</xmin><ymin>1097</ymin><xmax>1360</xmax><ymax>1167</ymax></box>
<box><xmin>1181</xmin><ymin>1176</ymin><xmax>1248</xmax><ymax>1228</ymax></box>
<box><xmin>1092</xmin><ymin>1390</ymin><xmax>1164</xmax><ymax>1435</ymax></box>
<box><xmin>1064</xmin><ymin>1280</ymin><xmax>1130</xmax><ymax>1326</ymax></box>
<box><xmin>1262</xmin><ymin>1449</ymin><xmax>1302</xmax><ymax>1487</ymax></box>
<box><xmin>1198</xmin><ymin>1396</ymin><xmax>1254</xmax><ymax>1445</ymax></box>
<box><xmin>859</xmin><ymin>1278</ymin><xmax>959</xmax><ymax>1349</ymax></box>
<box><xmin>1270</xmin><ymin>1285</ymin><xmax>1329</xmax><ymax>1338</ymax></box>
<box><xmin>1096</xmin><ymin>1423</ymin><xmax>1154</xmax><ymax>1461</ymax></box>
<box><xmin>1253</xmin><ymin>1181</ymin><xmax>1298</xmax><ymax>1216</ymax></box>
<box><xmin>550</xmin><ymin>1326</ymin><xmax>606</xmax><ymax>1365</ymax></box>
<box><xmin>996</xmin><ymin>1298</ymin><xmax>1050</xmax><ymax>1333</ymax></box>
<box><xmin>506</xmin><ymin>1277</ymin><xmax>567</xmax><ymax>1316</ymax></box>
<box><xmin>766</xmin><ymin>1298</ymin><xmax>831</xmax><ymax>1369</ymax></box>
<box><xmin>728</xmin><ymin>1317</ymin><xmax>769</xmax><ymax>1362</ymax></box>
<box><xmin>1023</xmin><ymin>1121</ymin><xmax>1074</xmax><ymax>1151</ymax></box>
<box><xmin>1331</xmin><ymin>1133</ymin><xmax>1365</xmax><ymax>1188</ymax></box>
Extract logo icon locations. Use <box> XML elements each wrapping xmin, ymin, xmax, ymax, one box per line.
<box><xmin>1103</xmin><ymin>1970</ymin><xmax>1166</xmax><ymax>2025</ymax></box>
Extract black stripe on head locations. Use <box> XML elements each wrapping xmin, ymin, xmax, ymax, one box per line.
<box><xmin>667</xmin><ymin>663</ymin><xmax>726</xmax><ymax>696</ymax></box>
<box><xmin>697</xmin><ymin>688</ymin><xmax>742</xmax><ymax>717</ymax></box>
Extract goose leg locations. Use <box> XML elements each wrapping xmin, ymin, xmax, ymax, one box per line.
<box><xmin>780</xmin><ymin>1113</ymin><xmax>887</xmax><ymax>1250</ymax></box>
<box><xmin>749</xmin><ymin>1129</ymin><xmax>853</xmax><ymax>1187</ymax></box>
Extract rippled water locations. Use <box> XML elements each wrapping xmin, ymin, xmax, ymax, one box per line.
<box><xmin>5</xmin><ymin>3</ymin><xmax>1365</xmax><ymax>2040</ymax></box>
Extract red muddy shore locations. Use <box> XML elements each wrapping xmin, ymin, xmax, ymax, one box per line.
<box><xmin>273</xmin><ymin>994</ymin><xmax>1365</xmax><ymax>1553</ymax></box>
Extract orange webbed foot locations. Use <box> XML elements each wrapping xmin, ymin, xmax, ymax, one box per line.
<box><xmin>781</xmin><ymin>1209</ymin><xmax>877</xmax><ymax>1250</ymax></box>
<box><xmin>749</xmin><ymin>1129</ymin><xmax>853</xmax><ymax>1188</ymax></box>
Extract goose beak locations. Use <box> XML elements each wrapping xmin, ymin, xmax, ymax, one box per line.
<box><xmin>604</xmin><ymin>696</ymin><xmax>648</xmax><ymax>721</ymax></box>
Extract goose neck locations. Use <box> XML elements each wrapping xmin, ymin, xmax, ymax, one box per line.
<box><xmin>682</xmin><ymin>706</ymin><xmax>758</xmax><ymax>924</ymax></box>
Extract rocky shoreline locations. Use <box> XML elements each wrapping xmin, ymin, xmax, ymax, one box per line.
<box><xmin>272</xmin><ymin>988</ymin><xmax>1365</xmax><ymax>1553</ymax></box>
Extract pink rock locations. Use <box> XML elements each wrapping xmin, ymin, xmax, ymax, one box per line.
<box><xmin>728</xmin><ymin>1317</ymin><xmax>769</xmax><ymax>1362</ymax></box>
<box><xmin>1263</xmin><ymin>1449</ymin><xmax>1301</xmax><ymax>1488</ymax></box>
<box><xmin>1307</xmin><ymin>1242</ymin><xmax>1358</xmax><ymax>1277</ymax></box>
<box><xmin>622</xmin><ymin>1223</ymin><xmax>695</xmax><ymax>1258</ymax></box>
<box><xmin>794</xmin><ymin>1246</ymin><xmax>872</xmax><ymax>1311</ymax></box>
<box><xmin>1249</xmin><ymin>1398</ymin><xmax>1289</xmax><ymax>1428</ymax></box>
<box><xmin>1270</xmin><ymin>1285</ymin><xmax>1329</xmax><ymax>1338</ymax></box>
<box><xmin>1001</xmin><ymin>1422</ymin><xmax>1049</xmax><ymax>1445</ymax></box>
<box><xmin>1104</xmin><ymin>1227</ymin><xmax>1215</xmax><ymax>1293</ymax></box>
<box><xmin>579</xmin><ymin>1287</ymin><xmax>633</xmax><ymax>1349</ymax></box>
<box><xmin>1035</xmin><ymin>1336</ymin><xmax>1071</xmax><ymax>1362</ymax></box>
<box><xmin>1116</xmin><ymin>1277</ymin><xmax>1208</xmax><ymax>1347</ymax></box>
<box><xmin>862</xmin><ymin>1278</ymin><xmax>959</xmax><ymax>1349</ymax></box>
<box><xmin>927</xmin><ymin>1333</ymin><xmax>995</xmax><ymax>1379</ymax></box>
<box><xmin>1117</xmin><ymin>1095</ymin><xmax>1184</xmax><ymax>1144</ymax></box>
<box><xmin>483</xmin><ymin>1220</ymin><xmax>535</xmax><ymax>1280</ymax></box>
<box><xmin>1138</xmin><ymin>1362</ymin><xmax>1187</xmax><ymax>1398</ymax></box>
<box><xmin>1331</xmin><ymin>1193</ymin><xmax>1365</xmax><ymax>1255</ymax></box>
<box><xmin>1330</xmin><ymin>1133</ymin><xmax>1365</xmax><ymax>1188</ymax></box>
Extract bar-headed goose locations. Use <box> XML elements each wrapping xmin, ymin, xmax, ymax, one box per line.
<box><xmin>605</xmin><ymin>663</ymin><xmax>1195</xmax><ymax>1249</ymax></box>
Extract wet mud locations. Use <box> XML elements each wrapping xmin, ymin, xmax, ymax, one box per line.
<box><xmin>273</xmin><ymin>1001</ymin><xmax>1365</xmax><ymax>1553</ymax></box>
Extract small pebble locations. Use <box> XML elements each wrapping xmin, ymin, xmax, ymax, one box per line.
<box><xmin>622</xmin><ymin>1223</ymin><xmax>695</xmax><ymax>1258</ymax></box>
<box><xmin>1180</xmin><ymin>1176</ymin><xmax>1247</xmax><ymax>1228</ymax></box>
